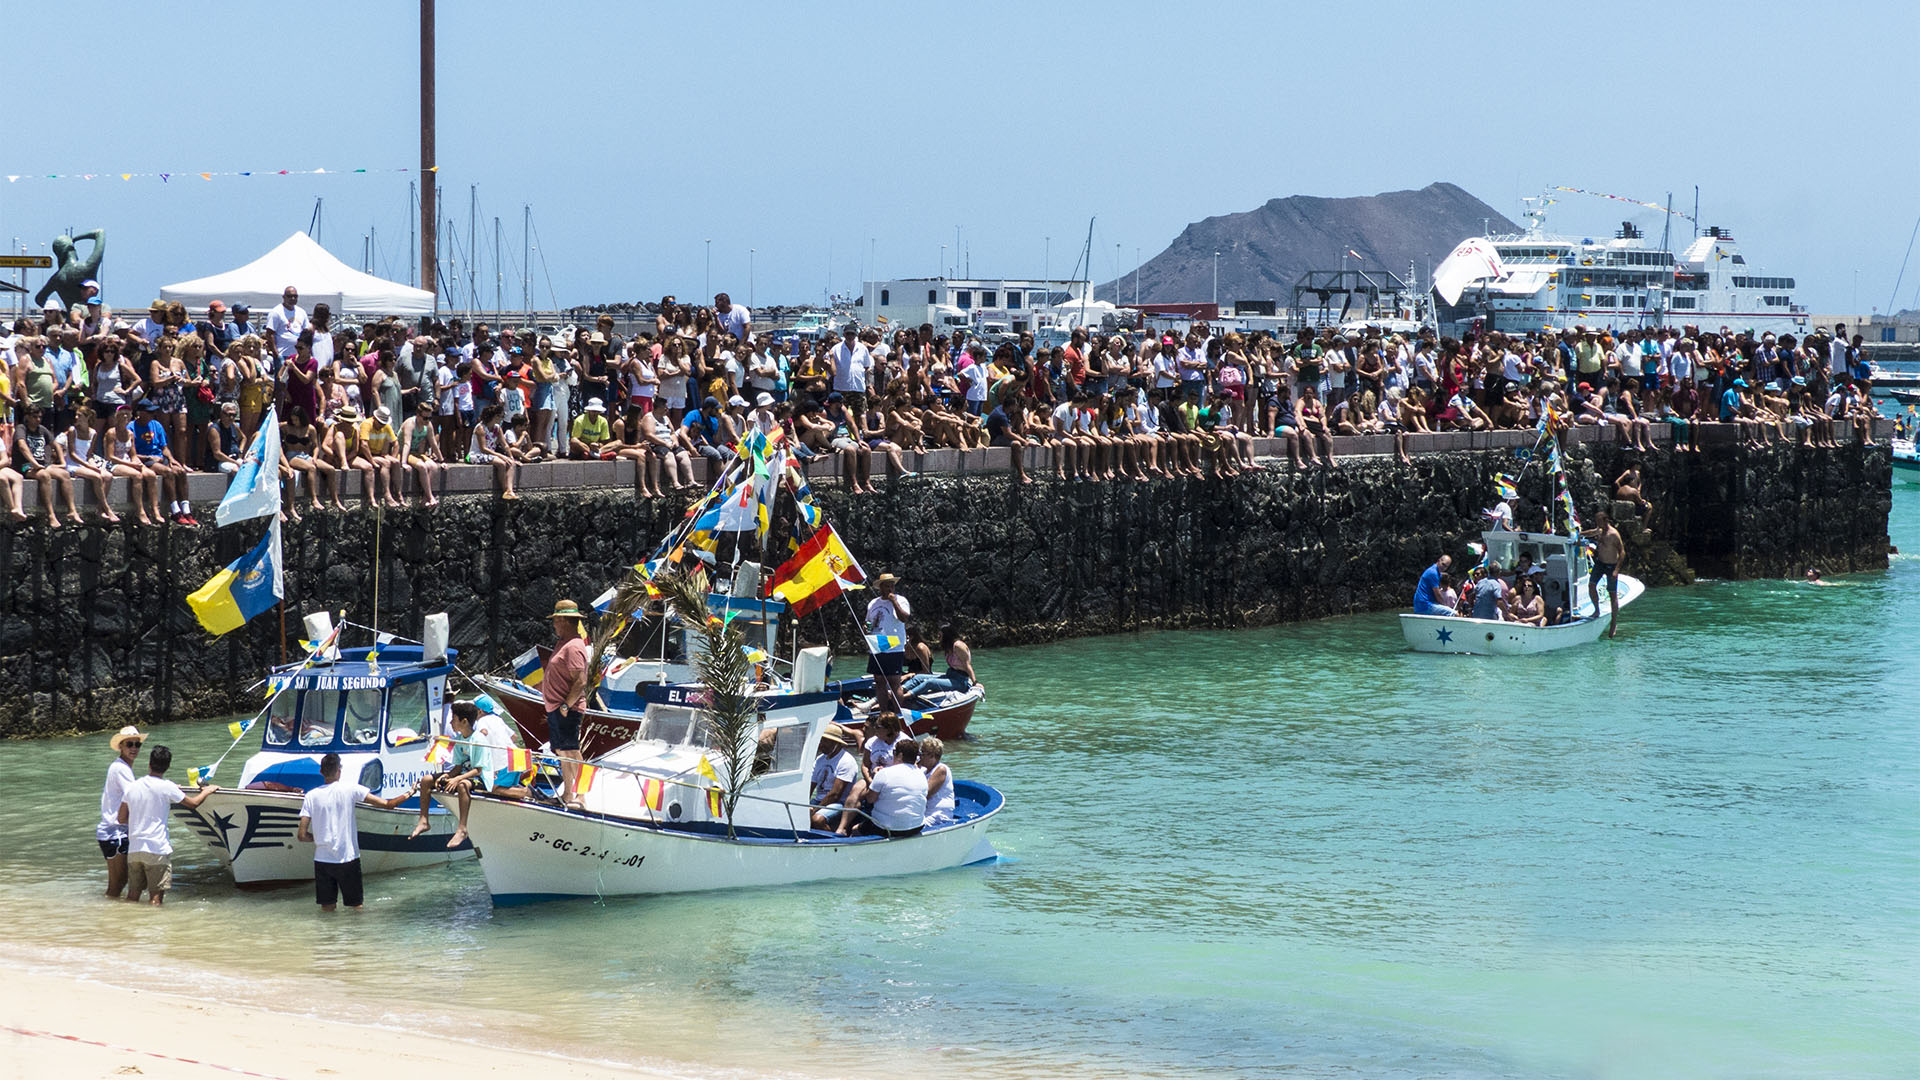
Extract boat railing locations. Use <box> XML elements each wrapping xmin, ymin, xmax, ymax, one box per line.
<box><xmin>431</xmin><ymin>735</ymin><xmax>895</xmax><ymax>842</ymax></box>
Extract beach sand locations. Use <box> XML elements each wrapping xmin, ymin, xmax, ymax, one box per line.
<box><xmin>1</xmin><ymin>969</ymin><xmax>679</xmax><ymax>1080</ymax></box>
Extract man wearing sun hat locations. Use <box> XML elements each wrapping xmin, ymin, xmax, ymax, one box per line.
<box><xmin>97</xmin><ymin>726</ymin><xmax>145</xmax><ymax>898</ymax></box>
<box><xmin>543</xmin><ymin>599</ymin><xmax>592</xmax><ymax>808</ymax></box>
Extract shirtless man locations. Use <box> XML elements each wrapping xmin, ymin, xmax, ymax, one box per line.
<box><xmin>1588</xmin><ymin>509</ymin><xmax>1626</xmax><ymax>639</ymax></box>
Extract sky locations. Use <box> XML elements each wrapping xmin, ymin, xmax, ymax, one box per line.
<box><xmin>3</xmin><ymin>0</ymin><xmax>1916</xmax><ymax>315</ymax></box>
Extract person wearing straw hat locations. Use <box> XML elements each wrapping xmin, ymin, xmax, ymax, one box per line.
<box><xmin>808</xmin><ymin>723</ymin><xmax>860</xmax><ymax>830</ymax></box>
<box><xmin>543</xmin><ymin>599</ymin><xmax>592</xmax><ymax>809</ymax></box>
<box><xmin>97</xmin><ymin>726</ymin><xmax>144</xmax><ymax>898</ymax></box>
<box><xmin>864</xmin><ymin>573</ymin><xmax>912</xmax><ymax>711</ymax></box>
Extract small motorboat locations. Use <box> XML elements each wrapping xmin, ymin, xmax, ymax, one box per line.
<box><xmin>1401</xmin><ymin>528</ymin><xmax>1645</xmax><ymax>655</ymax></box>
<box><xmin>447</xmin><ymin>648</ymin><xmax>1004</xmax><ymax>905</ymax></box>
<box><xmin>175</xmin><ymin>613</ymin><xmax>477</xmax><ymax>888</ymax></box>
<box><xmin>1893</xmin><ymin>437</ymin><xmax>1920</xmax><ymax>476</ymax></box>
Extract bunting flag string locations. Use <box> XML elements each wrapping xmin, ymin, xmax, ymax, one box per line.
<box><xmin>1551</xmin><ymin>186</ymin><xmax>1696</xmax><ymax>223</ymax></box>
<box><xmin>4</xmin><ymin>165</ymin><xmax>436</xmax><ymax>184</ymax></box>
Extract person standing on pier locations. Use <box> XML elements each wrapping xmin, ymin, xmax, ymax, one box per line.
<box><xmin>543</xmin><ymin>600</ymin><xmax>592</xmax><ymax>809</ymax></box>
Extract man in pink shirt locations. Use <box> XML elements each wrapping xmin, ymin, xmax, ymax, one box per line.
<box><xmin>543</xmin><ymin>599</ymin><xmax>592</xmax><ymax>808</ymax></box>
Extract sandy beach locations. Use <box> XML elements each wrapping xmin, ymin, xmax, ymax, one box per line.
<box><xmin>0</xmin><ymin>969</ymin><xmax>682</xmax><ymax>1080</ymax></box>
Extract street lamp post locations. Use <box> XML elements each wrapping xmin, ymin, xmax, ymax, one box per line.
<box><xmin>940</xmin><ymin>243</ymin><xmax>946</xmax><ymax>278</ymax></box>
<box><xmin>1212</xmin><ymin>251</ymin><xmax>1220</xmax><ymax>308</ymax></box>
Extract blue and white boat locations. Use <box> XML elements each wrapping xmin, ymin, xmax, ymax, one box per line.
<box><xmin>1401</xmin><ymin>528</ymin><xmax>1644</xmax><ymax>655</ymax></box>
<box><xmin>175</xmin><ymin>614</ymin><xmax>477</xmax><ymax>888</ymax></box>
<box><xmin>446</xmin><ymin>648</ymin><xmax>1004</xmax><ymax>905</ymax></box>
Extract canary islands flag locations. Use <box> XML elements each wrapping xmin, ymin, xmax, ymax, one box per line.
<box><xmin>513</xmin><ymin>647</ymin><xmax>544</xmax><ymax>687</ymax></box>
<box><xmin>187</xmin><ymin>520</ymin><xmax>282</xmax><ymax>636</ymax></box>
<box><xmin>768</xmin><ymin>524</ymin><xmax>865</xmax><ymax>616</ymax></box>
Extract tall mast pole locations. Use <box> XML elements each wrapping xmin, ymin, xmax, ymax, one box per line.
<box><xmin>408</xmin><ymin>181</ymin><xmax>416</xmax><ymax>287</ymax></box>
<box><xmin>419</xmin><ymin>0</ymin><xmax>437</xmax><ymax>310</ymax></box>
<box><xmin>522</xmin><ymin>204</ymin><xmax>531</xmax><ymax>320</ymax></box>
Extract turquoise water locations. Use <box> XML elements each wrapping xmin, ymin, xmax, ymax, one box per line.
<box><xmin>4</xmin><ymin>489</ymin><xmax>1917</xmax><ymax>1078</ymax></box>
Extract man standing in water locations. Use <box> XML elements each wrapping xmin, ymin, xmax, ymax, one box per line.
<box><xmin>543</xmin><ymin>600</ymin><xmax>592</xmax><ymax>809</ymax></box>
<box><xmin>1588</xmin><ymin>510</ymin><xmax>1626</xmax><ymax>638</ymax></box>
<box><xmin>117</xmin><ymin>745</ymin><xmax>219</xmax><ymax>906</ymax></box>
<box><xmin>98</xmin><ymin>727</ymin><xmax>144</xmax><ymax>898</ymax></box>
<box><xmin>297</xmin><ymin>753</ymin><xmax>409</xmax><ymax>912</ymax></box>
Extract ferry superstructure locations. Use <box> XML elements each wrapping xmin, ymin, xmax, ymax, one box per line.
<box><xmin>1442</xmin><ymin>196</ymin><xmax>1811</xmax><ymax>336</ymax></box>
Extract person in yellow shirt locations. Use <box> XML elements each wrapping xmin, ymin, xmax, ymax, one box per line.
<box><xmin>569</xmin><ymin>397</ymin><xmax>614</xmax><ymax>459</ymax></box>
<box><xmin>349</xmin><ymin>405</ymin><xmax>405</xmax><ymax>509</ymax></box>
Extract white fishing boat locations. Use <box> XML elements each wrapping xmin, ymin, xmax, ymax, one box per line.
<box><xmin>175</xmin><ymin>613</ymin><xmax>478</xmax><ymax>888</ymax></box>
<box><xmin>1401</xmin><ymin>528</ymin><xmax>1644</xmax><ymax>655</ymax></box>
<box><xmin>1893</xmin><ymin>437</ymin><xmax>1919</xmax><ymax>475</ymax></box>
<box><xmin>444</xmin><ymin>649</ymin><xmax>1004</xmax><ymax>905</ymax></box>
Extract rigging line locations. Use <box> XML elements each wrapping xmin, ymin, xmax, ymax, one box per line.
<box><xmin>1888</xmin><ymin>209</ymin><xmax>1920</xmax><ymax>314</ymax></box>
<box><xmin>529</xmin><ymin>212</ymin><xmax>560</xmax><ymax>310</ymax></box>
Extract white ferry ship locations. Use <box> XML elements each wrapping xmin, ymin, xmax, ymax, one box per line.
<box><xmin>1440</xmin><ymin>195</ymin><xmax>1811</xmax><ymax>336</ymax></box>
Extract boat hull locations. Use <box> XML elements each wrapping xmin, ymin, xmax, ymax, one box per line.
<box><xmin>1401</xmin><ymin>574</ymin><xmax>1645</xmax><ymax>655</ymax></box>
<box><xmin>445</xmin><ymin>787</ymin><xmax>1002</xmax><ymax>904</ymax></box>
<box><xmin>175</xmin><ymin>787</ymin><xmax>473</xmax><ymax>888</ymax></box>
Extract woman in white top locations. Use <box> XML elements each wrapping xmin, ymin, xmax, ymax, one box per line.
<box><xmin>104</xmin><ymin>406</ymin><xmax>162</xmax><ymax>525</ymax></box>
<box><xmin>57</xmin><ymin>403</ymin><xmax>123</xmax><ymax>524</ymax></box>
<box><xmin>918</xmin><ymin>735</ymin><xmax>955</xmax><ymax>828</ymax></box>
<box><xmin>468</xmin><ymin>403</ymin><xmax>519</xmax><ymax>499</ymax></box>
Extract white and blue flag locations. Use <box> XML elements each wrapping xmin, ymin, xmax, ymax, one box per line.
<box><xmin>215</xmin><ymin>406</ymin><xmax>281</xmax><ymax>527</ymax></box>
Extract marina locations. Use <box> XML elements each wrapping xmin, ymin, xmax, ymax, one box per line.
<box><xmin>8</xmin><ymin>481</ymin><xmax>1918</xmax><ymax>1077</ymax></box>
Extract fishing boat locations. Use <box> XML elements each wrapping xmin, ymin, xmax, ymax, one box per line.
<box><xmin>445</xmin><ymin>657</ymin><xmax>1003</xmax><ymax>905</ymax></box>
<box><xmin>1893</xmin><ymin>437</ymin><xmax>1920</xmax><ymax>475</ymax></box>
<box><xmin>1401</xmin><ymin>429</ymin><xmax>1643</xmax><ymax>655</ymax></box>
<box><xmin>174</xmin><ymin>614</ymin><xmax>477</xmax><ymax>888</ymax></box>
<box><xmin>448</xmin><ymin>430</ymin><xmax>1005</xmax><ymax>904</ymax></box>
<box><xmin>1400</xmin><ymin>527</ymin><xmax>1646</xmax><ymax>655</ymax></box>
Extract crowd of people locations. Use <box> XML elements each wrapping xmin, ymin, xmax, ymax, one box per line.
<box><xmin>4</xmin><ymin>275</ymin><xmax>1888</xmax><ymax>526</ymax></box>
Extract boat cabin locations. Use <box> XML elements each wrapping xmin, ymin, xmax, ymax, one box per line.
<box><xmin>243</xmin><ymin>644</ymin><xmax>458</xmax><ymax>799</ymax></box>
<box><xmin>598</xmin><ymin>594</ymin><xmax>787</xmax><ymax>708</ymax></box>
<box><xmin>1480</xmin><ymin>529</ymin><xmax>1595</xmax><ymax>620</ymax></box>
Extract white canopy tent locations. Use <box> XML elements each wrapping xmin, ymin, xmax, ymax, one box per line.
<box><xmin>160</xmin><ymin>231</ymin><xmax>435</xmax><ymax>316</ymax></box>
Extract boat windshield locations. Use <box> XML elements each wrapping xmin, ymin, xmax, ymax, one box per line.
<box><xmin>385</xmin><ymin>681</ymin><xmax>430</xmax><ymax>748</ymax></box>
<box><xmin>292</xmin><ymin>688</ymin><xmax>385</xmax><ymax>749</ymax></box>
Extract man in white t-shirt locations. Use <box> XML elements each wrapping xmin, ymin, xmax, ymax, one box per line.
<box><xmin>831</xmin><ymin>325</ymin><xmax>871</xmax><ymax>422</ymax></box>
<box><xmin>712</xmin><ymin>293</ymin><xmax>751</xmax><ymax>343</ymax></box>
<box><xmin>864</xmin><ymin>573</ymin><xmax>912</xmax><ymax>710</ymax></box>
<box><xmin>838</xmin><ymin>737</ymin><xmax>928</xmax><ymax>837</ymax></box>
<box><xmin>98</xmin><ymin>726</ymin><xmax>145</xmax><ymax>898</ymax></box>
<box><xmin>116</xmin><ymin>744</ymin><xmax>218</xmax><ymax>906</ymax></box>
<box><xmin>266</xmin><ymin>285</ymin><xmax>309</xmax><ymax>361</ymax></box>
<box><xmin>809</xmin><ymin>723</ymin><xmax>861</xmax><ymax>830</ymax></box>
<box><xmin>298</xmin><ymin>752</ymin><xmax>409</xmax><ymax>911</ymax></box>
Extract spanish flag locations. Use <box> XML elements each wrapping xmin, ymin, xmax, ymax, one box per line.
<box><xmin>706</xmin><ymin>787</ymin><xmax>723</xmax><ymax>817</ymax></box>
<box><xmin>186</xmin><ymin>520</ymin><xmax>282</xmax><ymax>636</ymax></box>
<box><xmin>767</xmin><ymin>524</ymin><xmax>866</xmax><ymax>616</ymax></box>
<box><xmin>425</xmin><ymin>736</ymin><xmax>453</xmax><ymax>764</ymax></box>
<box><xmin>506</xmin><ymin>747</ymin><xmax>532</xmax><ymax>773</ymax></box>
<box><xmin>576</xmin><ymin>764</ymin><xmax>599</xmax><ymax>795</ymax></box>
<box><xmin>642</xmin><ymin>777</ymin><xmax>664</xmax><ymax>811</ymax></box>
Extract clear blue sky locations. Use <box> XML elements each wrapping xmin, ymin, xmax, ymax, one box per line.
<box><xmin>4</xmin><ymin>0</ymin><xmax>1915</xmax><ymax>314</ymax></box>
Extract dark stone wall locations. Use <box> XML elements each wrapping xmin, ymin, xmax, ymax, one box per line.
<box><xmin>0</xmin><ymin>441</ymin><xmax>1890</xmax><ymax>738</ymax></box>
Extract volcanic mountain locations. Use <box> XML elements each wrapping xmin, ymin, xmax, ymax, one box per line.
<box><xmin>1098</xmin><ymin>182</ymin><xmax>1518</xmax><ymax>305</ymax></box>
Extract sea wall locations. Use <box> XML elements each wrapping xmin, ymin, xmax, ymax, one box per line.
<box><xmin>0</xmin><ymin>435</ymin><xmax>1891</xmax><ymax>737</ymax></box>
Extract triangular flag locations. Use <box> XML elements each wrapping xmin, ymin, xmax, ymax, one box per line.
<box><xmin>696</xmin><ymin>755</ymin><xmax>719</xmax><ymax>782</ymax></box>
<box><xmin>120</xmin><ymin>173</ymin><xmax>131</xmax><ymax>181</ymax></box>
<box><xmin>199</xmin><ymin>172</ymin><xmax>212</xmax><ymax>180</ymax></box>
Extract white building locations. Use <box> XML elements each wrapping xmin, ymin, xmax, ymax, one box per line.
<box><xmin>861</xmin><ymin>277</ymin><xmax>1093</xmax><ymax>334</ymax></box>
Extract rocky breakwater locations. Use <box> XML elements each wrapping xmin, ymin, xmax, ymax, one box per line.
<box><xmin>0</xmin><ymin>434</ymin><xmax>1891</xmax><ymax>737</ymax></box>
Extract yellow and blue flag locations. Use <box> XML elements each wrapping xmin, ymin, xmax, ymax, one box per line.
<box><xmin>512</xmin><ymin>647</ymin><xmax>544</xmax><ymax>687</ymax></box>
<box><xmin>186</xmin><ymin>520</ymin><xmax>282</xmax><ymax>636</ymax></box>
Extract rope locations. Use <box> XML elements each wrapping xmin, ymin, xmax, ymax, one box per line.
<box><xmin>0</xmin><ymin>1025</ymin><xmax>293</xmax><ymax>1080</ymax></box>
